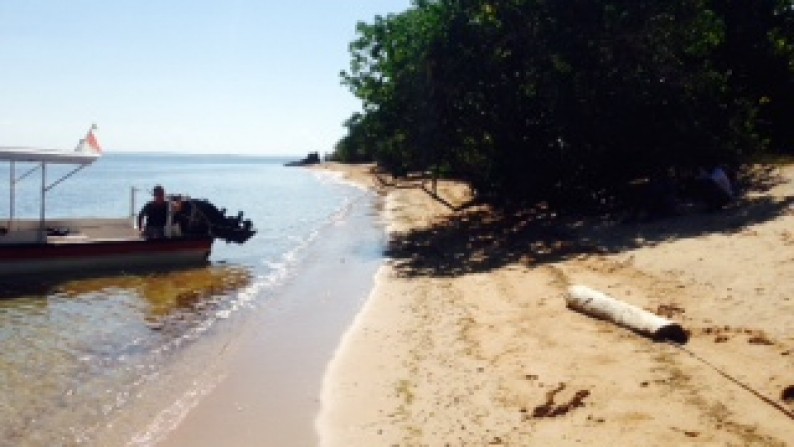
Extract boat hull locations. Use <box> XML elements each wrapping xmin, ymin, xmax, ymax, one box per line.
<box><xmin>0</xmin><ymin>237</ymin><xmax>213</xmax><ymax>276</ymax></box>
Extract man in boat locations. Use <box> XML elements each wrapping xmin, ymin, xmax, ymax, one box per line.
<box><xmin>138</xmin><ymin>185</ymin><xmax>168</xmax><ymax>239</ymax></box>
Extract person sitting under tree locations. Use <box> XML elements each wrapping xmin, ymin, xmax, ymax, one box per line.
<box><xmin>697</xmin><ymin>165</ymin><xmax>734</xmax><ymax>210</ymax></box>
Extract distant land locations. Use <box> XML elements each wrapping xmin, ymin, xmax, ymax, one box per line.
<box><xmin>284</xmin><ymin>152</ymin><xmax>321</xmax><ymax>167</ymax></box>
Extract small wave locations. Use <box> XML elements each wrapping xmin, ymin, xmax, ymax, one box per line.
<box><xmin>310</xmin><ymin>168</ymin><xmax>359</xmax><ymax>188</ymax></box>
<box><xmin>125</xmin><ymin>375</ymin><xmax>224</xmax><ymax>447</ymax></box>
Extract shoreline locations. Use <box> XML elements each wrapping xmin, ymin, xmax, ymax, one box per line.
<box><xmin>315</xmin><ymin>162</ymin><xmax>794</xmax><ymax>446</ymax></box>
<box><xmin>145</xmin><ymin>160</ymin><xmax>794</xmax><ymax>446</ymax></box>
<box><xmin>154</xmin><ymin>185</ymin><xmax>386</xmax><ymax>447</ymax></box>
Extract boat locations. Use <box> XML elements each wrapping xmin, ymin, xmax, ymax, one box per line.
<box><xmin>0</xmin><ymin>125</ymin><xmax>256</xmax><ymax>276</ymax></box>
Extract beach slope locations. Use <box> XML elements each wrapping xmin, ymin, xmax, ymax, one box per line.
<box><xmin>317</xmin><ymin>163</ymin><xmax>794</xmax><ymax>446</ymax></box>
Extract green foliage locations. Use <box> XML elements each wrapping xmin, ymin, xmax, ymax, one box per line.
<box><xmin>334</xmin><ymin>0</ymin><xmax>794</xmax><ymax>208</ymax></box>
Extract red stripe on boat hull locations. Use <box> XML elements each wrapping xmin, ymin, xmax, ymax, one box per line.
<box><xmin>0</xmin><ymin>238</ymin><xmax>213</xmax><ymax>276</ymax></box>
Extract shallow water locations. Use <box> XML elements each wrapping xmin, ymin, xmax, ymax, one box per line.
<box><xmin>0</xmin><ymin>154</ymin><xmax>381</xmax><ymax>446</ymax></box>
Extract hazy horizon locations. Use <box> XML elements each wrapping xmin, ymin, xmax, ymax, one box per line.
<box><xmin>0</xmin><ymin>1</ymin><xmax>411</xmax><ymax>155</ymax></box>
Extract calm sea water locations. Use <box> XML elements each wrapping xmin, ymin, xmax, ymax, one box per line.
<box><xmin>0</xmin><ymin>153</ymin><xmax>379</xmax><ymax>446</ymax></box>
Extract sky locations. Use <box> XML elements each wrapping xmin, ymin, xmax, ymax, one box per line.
<box><xmin>0</xmin><ymin>0</ymin><xmax>412</xmax><ymax>155</ymax></box>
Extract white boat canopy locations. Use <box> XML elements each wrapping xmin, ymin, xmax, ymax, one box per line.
<box><xmin>3</xmin><ymin>125</ymin><xmax>103</xmax><ymax>239</ymax></box>
<box><xmin>0</xmin><ymin>146</ymin><xmax>100</xmax><ymax>165</ymax></box>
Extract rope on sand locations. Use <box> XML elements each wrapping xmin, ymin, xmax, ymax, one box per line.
<box><xmin>671</xmin><ymin>343</ymin><xmax>794</xmax><ymax>421</ymax></box>
<box><xmin>566</xmin><ymin>285</ymin><xmax>794</xmax><ymax>421</ymax></box>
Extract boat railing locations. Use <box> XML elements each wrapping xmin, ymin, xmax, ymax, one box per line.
<box><xmin>0</xmin><ymin>218</ymin><xmax>138</xmax><ymax>244</ymax></box>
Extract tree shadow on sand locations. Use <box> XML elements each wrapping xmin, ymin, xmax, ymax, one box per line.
<box><xmin>386</xmin><ymin>193</ymin><xmax>794</xmax><ymax>278</ymax></box>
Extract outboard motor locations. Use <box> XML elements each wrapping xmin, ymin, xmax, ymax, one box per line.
<box><xmin>177</xmin><ymin>198</ymin><xmax>256</xmax><ymax>244</ymax></box>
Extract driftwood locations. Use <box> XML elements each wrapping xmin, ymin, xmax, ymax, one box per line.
<box><xmin>567</xmin><ymin>285</ymin><xmax>688</xmax><ymax>344</ymax></box>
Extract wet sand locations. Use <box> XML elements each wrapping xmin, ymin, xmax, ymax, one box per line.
<box><xmin>155</xmin><ymin>192</ymin><xmax>385</xmax><ymax>447</ymax></box>
<box><xmin>316</xmin><ymin>163</ymin><xmax>794</xmax><ymax>446</ymax></box>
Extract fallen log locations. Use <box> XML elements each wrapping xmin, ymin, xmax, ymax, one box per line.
<box><xmin>567</xmin><ymin>285</ymin><xmax>688</xmax><ymax>344</ymax></box>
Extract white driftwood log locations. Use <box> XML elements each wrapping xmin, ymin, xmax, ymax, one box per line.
<box><xmin>567</xmin><ymin>285</ymin><xmax>688</xmax><ymax>343</ymax></box>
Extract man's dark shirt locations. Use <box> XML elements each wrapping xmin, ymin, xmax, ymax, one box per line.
<box><xmin>139</xmin><ymin>201</ymin><xmax>167</xmax><ymax>228</ymax></box>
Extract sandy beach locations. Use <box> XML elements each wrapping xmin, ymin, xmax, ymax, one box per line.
<box><xmin>151</xmin><ymin>161</ymin><xmax>794</xmax><ymax>446</ymax></box>
<box><xmin>316</xmin><ymin>162</ymin><xmax>794</xmax><ymax>446</ymax></box>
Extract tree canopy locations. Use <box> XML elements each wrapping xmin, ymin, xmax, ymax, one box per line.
<box><xmin>334</xmin><ymin>0</ymin><xmax>794</xmax><ymax>208</ymax></box>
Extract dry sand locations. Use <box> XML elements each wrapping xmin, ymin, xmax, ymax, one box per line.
<box><xmin>316</xmin><ymin>162</ymin><xmax>794</xmax><ymax>446</ymax></box>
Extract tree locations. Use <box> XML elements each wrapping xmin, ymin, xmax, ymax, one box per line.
<box><xmin>335</xmin><ymin>0</ymin><xmax>794</xmax><ymax>207</ymax></box>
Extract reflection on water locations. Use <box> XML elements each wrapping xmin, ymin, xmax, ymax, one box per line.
<box><xmin>0</xmin><ymin>266</ymin><xmax>253</xmax><ymax>447</ymax></box>
<box><xmin>57</xmin><ymin>266</ymin><xmax>253</xmax><ymax>322</ymax></box>
<box><xmin>0</xmin><ymin>154</ymin><xmax>370</xmax><ymax>445</ymax></box>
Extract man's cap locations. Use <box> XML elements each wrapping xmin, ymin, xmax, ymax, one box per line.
<box><xmin>153</xmin><ymin>185</ymin><xmax>165</xmax><ymax>195</ymax></box>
